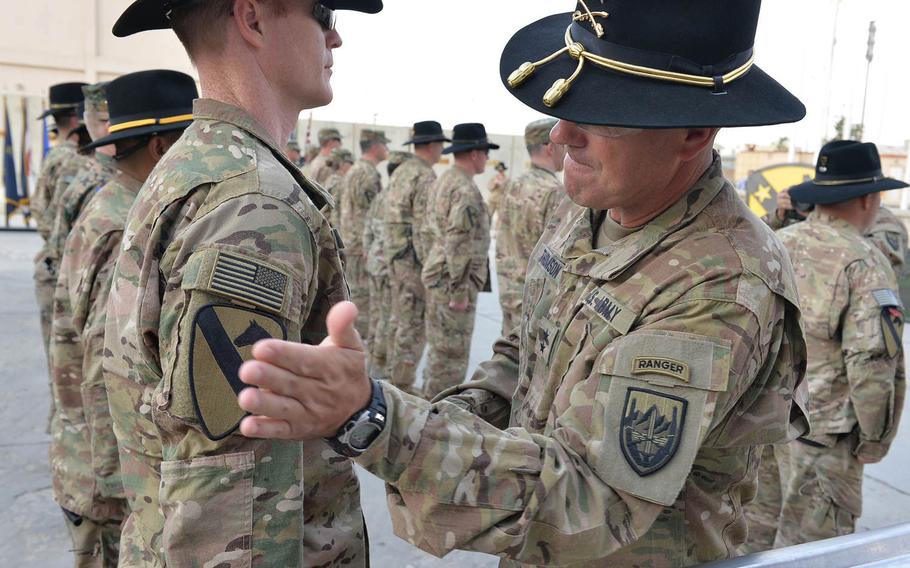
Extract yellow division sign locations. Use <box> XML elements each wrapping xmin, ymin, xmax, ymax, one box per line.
<box><xmin>744</xmin><ymin>163</ymin><xmax>815</xmax><ymax>218</ymax></box>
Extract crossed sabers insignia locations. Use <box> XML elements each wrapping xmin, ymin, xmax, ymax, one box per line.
<box><xmin>573</xmin><ymin>0</ymin><xmax>610</xmax><ymax>38</ymax></box>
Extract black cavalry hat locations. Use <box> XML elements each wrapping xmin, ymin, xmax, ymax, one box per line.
<box><xmin>442</xmin><ymin>123</ymin><xmax>500</xmax><ymax>155</ymax></box>
<box><xmin>500</xmin><ymin>1</ymin><xmax>806</xmax><ymax>128</ymax></box>
<box><xmin>38</xmin><ymin>82</ymin><xmax>88</xmax><ymax>119</ymax></box>
<box><xmin>83</xmin><ymin>69</ymin><xmax>198</xmax><ymax>151</ymax></box>
<box><xmin>113</xmin><ymin>0</ymin><xmax>383</xmax><ymax>37</ymax></box>
<box><xmin>403</xmin><ymin>121</ymin><xmax>451</xmax><ymax>145</ymax></box>
<box><xmin>789</xmin><ymin>141</ymin><xmax>908</xmax><ymax>205</ymax></box>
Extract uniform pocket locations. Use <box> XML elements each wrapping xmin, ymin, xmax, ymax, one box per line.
<box><xmin>160</xmin><ymin>451</ymin><xmax>254</xmax><ymax>567</ymax></box>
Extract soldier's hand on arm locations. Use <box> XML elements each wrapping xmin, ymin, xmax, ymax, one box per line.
<box><xmin>238</xmin><ymin>301</ymin><xmax>372</xmax><ymax>440</ymax></box>
<box><xmin>775</xmin><ymin>188</ymin><xmax>793</xmax><ymax>220</ymax></box>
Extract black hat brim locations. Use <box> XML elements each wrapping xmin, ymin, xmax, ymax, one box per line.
<box><xmin>789</xmin><ymin>177</ymin><xmax>910</xmax><ymax>205</ymax></box>
<box><xmin>500</xmin><ymin>13</ymin><xmax>806</xmax><ymax>128</ymax></box>
<box><xmin>442</xmin><ymin>142</ymin><xmax>501</xmax><ymax>155</ymax></box>
<box><xmin>37</xmin><ymin>105</ymin><xmax>78</xmax><ymax>120</ymax></box>
<box><xmin>81</xmin><ymin>120</ymin><xmax>192</xmax><ymax>151</ymax></box>
<box><xmin>114</xmin><ymin>0</ymin><xmax>382</xmax><ymax>37</ymax></box>
<box><xmin>403</xmin><ymin>134</ymin><xmax>452</xmax><ymax>146</ymax></box>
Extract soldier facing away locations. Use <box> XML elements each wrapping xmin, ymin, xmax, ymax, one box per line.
<box><xmin>102</xmin><ymin>0</ymin><xmax>382</xmax><ymax>566</ymax></box>
<box><xmin>302</xmin><ymin>126</ymin><xmax>343</xmax><ymax>184</ymax></box>
<box><xmin>323</xmin><ymin>146</ymin><xmax>354</xmax><ymax>227</ymax></box>
<box><xmin>50</xmin><ymin>69</ymin><xmax>196</xmax><ymax>568</ymax></box>
<box><xmin>340</xmin><ymin>128</ymin><xmax>389</xmax><ymax>342</ymax></box>
<box><xmin>384</xmin><ymin>120</ymin><xmax>449</xmax><ymax>394</ymax></box>
<box><xmin>236</xmin><ymin>1</ymin><xmax>812</xmax><ymax>566</ymax></box>
<box><xmin>495</xmin><ymin>117</ymin><xmax>565</xmax><ymax>336</ymax></box>
<box><xmin>774</xmin><ymin>141</ymin><xmax>907</xmax><ymax>547</ymax></box>
<box><xmin>420</xmin><ymin>122</ymin><xmax>495</xmax><ymax>399</ymax></box>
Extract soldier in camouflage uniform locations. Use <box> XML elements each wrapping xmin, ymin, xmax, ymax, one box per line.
<box><xmin>384</xmin><ymin>121</ymin><xmax>449</xmax><ymax>394</ymax></box>
<box><xmin>49</xmin><ymin>69</ymin><xmax>193</xmax><ymax>568</ymax></box>
<box><xmin>33</xmin><ymin>82</ymin><xmax>89</xmax><ymax>362</ymax></box>
<box><xmin>420</xmin><ymin>123</ymin><xmax>495</xmax><ymax>399</ymax></box>
<box><xmin>324</xmin><ymin>146</ymin><xmax>354</xmax><ymax>227</ymax></box>
<box><xmin>363</xmin><ymin>151</ymin><xmax>411</xmax><ymax>378</ymax></box>
<box><xmin>487</xmin><ymin>161</ymin><xmax>508</xmax><ymax>218</ymax></box>
<box><xmin>495</xmin><ymin>118</ymin><xmax>564</xmax><ymax>336</ymax></box>
<box><xmin>103</xmin><ymin>1</ymin><xmax>382</xmax><ymax>566</ymax></box>
<box><xmin>867</xmin><ymin>205</ymin><xmax>909</xmax><ymax>282</ymax></box>
<box><xmin>237</xmin><ymin>2</ymin><xmax>814</xmax><ymax>566</ymax></box>
<box><xmin>302</xmin><ymin>127</ymin><xmax>343</xmax><ymax>185</ymax></box>
<box><xmin>774</xmin><ymin>141</ymin><xmax>906</xmax><ymax>547</ymax></box>
<box><xmin>340</xmin><ymin>129</ymin><xmax>389</xmax><ymax>342</ymax></box>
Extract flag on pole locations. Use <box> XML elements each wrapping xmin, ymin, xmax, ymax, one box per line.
<box><xmin>42</xmin><ymin>114</ymin><xmax>50</xmax><ymax>158</ymax></box>
<box><xmin>4</xmin><ymin>98</ymin><xmax>20</xmax><ymax>225</ymax></box>
<box><xmin>20</xmin><ymin>100</ymin><xmax>31</xmax><ymax>222</ymax></box>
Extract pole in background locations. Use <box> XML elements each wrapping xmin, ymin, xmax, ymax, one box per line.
<box><xmin>859</xmin><ymin>20</ymin><xmax>876</xmax><ymax>141</ymax></box>
<box><xmin>3</xmin><ymin>97</ymin><xmax>20</xmax><ymax>228</ymax></box>
<box><xmin>821</xmin><ymin>0</ymin><xmax>841</xmax><ymax>144</ymax></box>
<box><xmin>19</xmin><ymin>99</ymin><xmax>31</xmax><ymax>226</ymax></box>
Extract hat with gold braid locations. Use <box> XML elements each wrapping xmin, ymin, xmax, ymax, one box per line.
<box><xmin>83</xmin><ymin>69</ymin><xmax>198</xmax><ymax>151</ymax></box>
<box><xmin>500</xmin><ymin>0</ymin><xmax>805</xmax><ymax>128</ymax></box>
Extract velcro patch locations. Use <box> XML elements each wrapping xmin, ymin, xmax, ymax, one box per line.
<box><xmin>881</xmin><ymin>306</ymin><xmax>904</xmax><ymax>359</ymax></box>
<box><xmin>873</xmin><ymin>288</ymin><xmax>901</xmax><ymax>308</ymax></box>
<box><xmin>620</xmin><ymin>387</ymin><xmax>687</xmax><ymax>476</ymax></box>
<box><xmin>536</xmin><ymin>246</ymin><xmax>565</xmax><ymax>280</ymax></box>
<box><xmin>189</xmin><ymin>304</ymin><xmax>287</xmax><ymax>440</ymax></box>
<box><xmin>632</xmin><ymin>357</ymin><xmax>690</xmax><ymax>383</ymax></box>
<box><xmin>207</xmin><ymin>251</ymin><xmax>289</xmax><ymax>314</ymax></box>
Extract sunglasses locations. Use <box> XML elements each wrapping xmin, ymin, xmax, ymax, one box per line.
<box><xmin>313</xmin><ymin>3</ymin><xmax>336</xmax><ymax>30</ymax></box>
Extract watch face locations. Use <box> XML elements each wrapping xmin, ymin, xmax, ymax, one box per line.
<box><xmin>350</xmin><ymin>422</ymin><xmax>382</xmax><ymax>451</ymax></box>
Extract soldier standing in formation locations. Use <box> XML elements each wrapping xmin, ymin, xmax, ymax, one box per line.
<box><xmin>302</xmin><ymin>126</ymin><xmax>343</xmax><ymax>184</ymax></box>
<box><xmin>284</xmin><ymin>137</ymin><xmax>302</xmax><ymax>166</ymax></box>
<box><xmin>340</xmin><ymin>129</ymin><xmax>389</xmax><ymax>341</ymax></box>
<box><xmin>324</xmin><ymin>146</ymin><xmax>354</xmax><ymax>227</ymax></box>
<box><xmin>487</xmin><ymin>160</ymin><xmax>509</xmax><ymax>219</ymax></box>
<box><xmin>774</xmin><ymin>141</ymin><xmax>906</xmax><ymax>546</ymax></box>
<box><xmin>49</xmin><ymin>69</ymin><xmax>196</xmax><ymax>568</ymax></box>
<box><xmin>237</xmin><ymin>1</ymin><xmax>813</xmax><ymax>566</ymax></box>
<box><xmin>103</xmin><ymin>0</ymin><xmax>382</xmax><ymax>565</ymax></box>
<box><xmin>495</xmin><ymin>117</ymin><xmax>565</xmax><ymax>335</ymax></box>
<box><xmin>384</xmin><ymin>121</ymin><xmax>449</xmax><ymax>394</ymax></box>
<box><xmin>420</xmin><ymin>123</ymin><xmax>495</xmax><ymax>399</ymax></box>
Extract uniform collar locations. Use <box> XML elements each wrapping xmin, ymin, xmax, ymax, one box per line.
<box><xmin>556</xmin><ymin>153</ymin><xmax>727</xmax><ymax>280</ymax></box>
<box><xmin>806</xmin><ymin>209</ymin><xmax>863</xmax><ymax>237</ymax></box>
<box><xmin>530</xmin><ymin>163</ymin><xmax>559</xmax><ymax>180</ymax></box>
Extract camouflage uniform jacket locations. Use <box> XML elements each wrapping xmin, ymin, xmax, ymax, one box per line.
<box><xmin>46</xmin><ymin>154</ymin><xmax>119</xmax><ymax>268</ymax></box>
<box><xmin>385</xmin><ymin>156</ymin><xmax>437</xmax><ymax>266</ymax></box>
<box><xmin>103</xmin><ymin>99</ymin><xmax>363</xmax><ymax>567</ymax></box>
<box><xmin>33</xmin><ymin>140</ymin><xmax>79</xmax><ymax>239</ymax></box>
<box><xmin>323</xmin><ymin>171</ymin><xmax>344</xmax><ymax>227</ymax></box>
<box><xmin>865</xmin><ymin>206</ymin><xmax>908</xmax><ymax>276</ymax></box>
<box><xmin>495</xmin><ymin>165</ymin><xmax>563</xmax><ymax>292</ymax></box>
<box><xmin>49</xmin><ymin>171</ymin><xmax>140</xmax><ymax>517</ymax></box>
<box><xmin>340</xmin><ymin>159</ymin><xmax>381</xmax><ymax>257</ymax></box>
<box><xmin>778</xmin><ymin>211</ymin><xmax>905</xmax><ymax>460</ymax></box>
<box><xmin>303</xmin><ymin>152</ymin><xmax>334</xmax><ymax>186</ymax></box>
<box><xmin>357</xmin><ymin>156</ymin><xmax>809</xmax><ymax>567</ymax></box>
<box><xmin>421</xmin><ymin>165</ymin><xmax>491</xmax><ymax>305</ymax></box>
<box><xmin>364</xmin><ymin>189</ymin><xmax>389</xmax><ymax>279</ymax></box>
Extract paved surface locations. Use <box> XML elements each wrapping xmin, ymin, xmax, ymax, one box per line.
<box><xmin>2</xmin><ymin>230</ymin><xmax>910</xmax><ymax>566</ymax></box>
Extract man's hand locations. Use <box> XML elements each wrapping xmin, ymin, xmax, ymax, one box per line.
<box><xmin>237</xmin><ymin>301</ymin><xmax>372</xmax><ymax>441</ymax></box>
<box><xmin>449</xmin><ymin>299</ymin><xmax>470</xmax><ymax>312</ymax></box>
<box><xmin>775</xmin><ymin>188</ymin><xmax>793</xmax><ymax>220</ymax></box>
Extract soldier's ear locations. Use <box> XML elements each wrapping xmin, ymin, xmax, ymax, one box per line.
<box><xmin>233</xmin><ymin>0</ymin><xmax>267</xmax><ymax>47</ymax></box>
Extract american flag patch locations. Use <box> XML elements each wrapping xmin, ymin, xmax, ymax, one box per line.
<box><xmin>209</xmin><ymin>252</ymin><xmax>288</xmax><ymax>313</ymax></box>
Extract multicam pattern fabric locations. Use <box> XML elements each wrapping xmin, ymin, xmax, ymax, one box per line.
<box><xmin>866</xmin><ymin>205</ymin><xmax>908</xmax><ymax>276</ymax></box>
<box><xmin>357</xmin><ymin>155</ymin><xmax>809</xmax><ymax>567</ymax></box>
<box><xmin>364</xmin><ymin>188</ymin><xmax>391</xmax><ymax>376</ymax></box>
<box><xmin>302</xmin><ymin>152</ymin><xmax>334</xmax><ymax>186</ymax></box>
<box><xmin>323</xmin><ymin>172</ymin><xmax>344</xmax><ymax>227</ymax></box>
<box><xmin>340</xmin><ymin>159</ymin><xmax>381</xmax><ymax>340</ymax></box>
<box><xmin>421</xmin><ymin>165</ymin><xmax>491</xmax><ymax>397</ymax></box>
<box><xmin>773</xmin><ymin>211</ymin><xmax>905</xmax><ymax>546</ymax></box>
<box><xmin>103</xmin><ymin>99</ymin><xmax>364</xmax><ymax>567</ymax></box>
<box><xmin>33</xmin><ymin>140</ymin><xmax>79</xmax><ymax>239</ymax></box>
<box><xmin>384</xmin><ymin>156</ymin><xmax>437</xmax><ymax>391</ymax></box>
<box><xmin>49</xmin><ymin>172</ymin><xmax>138</xmax><ymax>563</ymax></box>
<box><xmin>495</xmin><ymin>165</ymin><xmax>563</xmax><ymax>336</ymax></box>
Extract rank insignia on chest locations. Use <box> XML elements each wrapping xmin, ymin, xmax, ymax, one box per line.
<box><xmin>189</xmin><ymin>304</ymin><xmax>287</xmax><ymax>440</ymax></box>
<box><xmin>620</xmin><ymin>387</ymin><xmax>687</xmax><ymax>476</ymax></box>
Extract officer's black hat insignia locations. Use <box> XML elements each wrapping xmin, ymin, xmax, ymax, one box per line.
<box><xmin>620</xmin><ymin>387</ymin><xmax>687</xmax><ymax>476</ymax></box>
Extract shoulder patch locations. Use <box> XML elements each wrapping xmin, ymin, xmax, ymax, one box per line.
<box><xmin>620</xmin><ymin>387</ymin><xmax>687</xmax><ymax>476</ymax></box>
<box><xmin>881</xmin><ymin>305</ymin><xmax>904</xmax><ymax>359</ymax></box>
<box><xmin>873</xmin><ymin>288</ymin><xmax>902</xmax><ymax>308</ymax></box>
<box><xmin>189</xmin><ymin>303</ymin><xmax>287</xmax><ymax>440</ymax></box>
<box><xmin>632</xmin><ymin>357</ymin><xmax>690</xmax><ymax>383</ymax></box>
<box><xmin>207</xmin><ymin>251</ymin><xmax>289</xmax><ymax>314</ymax></box>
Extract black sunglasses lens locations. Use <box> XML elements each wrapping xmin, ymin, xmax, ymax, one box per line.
<box><xmin>314</xmin><ymin>4</ymin><xmax>336</xmax><ymax>30</ymax></box>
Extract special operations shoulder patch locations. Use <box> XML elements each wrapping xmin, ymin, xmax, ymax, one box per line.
<box><xmin>620</xmin><ymin>387</ymin><xmax>687</xmax><ymax>476</ymax></box>
<box><xmin>189</xmin><ymin>304</ymin><xmax>287</xmax><ymax>440</ymax></box>
<box><xmin>874</xmin><ymin>288</ymin><xmax>904</xmax><ymax>358</ymax></box>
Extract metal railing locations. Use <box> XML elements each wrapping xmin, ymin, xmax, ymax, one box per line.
<box><xmin>701</xmin><ymin>522</ymin><xmax>910</xmax><ymax>567</ymax></box>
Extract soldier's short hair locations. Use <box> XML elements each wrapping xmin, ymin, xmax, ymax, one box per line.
<box><xmin>51</xmin><ymin>110</ymin><xmax>78</xmax><ymax>128</ymax></box>
<box><xmin>171</xmin><ymin>0</ymin><xmax>289</xmax><ymax>60</ymax></box>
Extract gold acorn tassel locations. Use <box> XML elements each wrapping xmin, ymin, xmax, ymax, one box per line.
<box><xmin>507</xmin><ymin>46</ymin><xmax>569</xmax><ymax>88</ymax></box>
<box><xmin>543</xmin><ymin>43</ymin><xmax>586</xmax><ymax>107</ymax></box>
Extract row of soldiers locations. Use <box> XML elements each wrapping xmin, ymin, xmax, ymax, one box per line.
<box><xmin>283</xmin><ymin>119</ymin><xmax>565</xmax><ymax>400</ymax></box>
<box><xmin>25</xmin><ymin>0</ymin><xmax>909</xmax><ymax>566</ymax></box>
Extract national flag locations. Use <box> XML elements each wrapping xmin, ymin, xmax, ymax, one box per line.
<box><xmin>19</xmin><ymin>101</ymin><xmax>31</xmax><ymax>221</ymax></box>
<box><xmin>4</xmin><ymin>98</ymin><xmax>20</xmax><ymax>224</ymax></box>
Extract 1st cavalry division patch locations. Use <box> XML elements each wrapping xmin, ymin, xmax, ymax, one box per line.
<box><xmin>189</xmin><ymin>304</ymin><xmax>287</xmax><ymax>440</ymax></box>
<box><xmin>874</xmin><ymin>288</ymin><xmax>904</xmax><ymax>359</ymax></box>
<box><xmin>620</xmin><ymin>387</ymin><xmax>687</xmax><ymax>476</ymax></box>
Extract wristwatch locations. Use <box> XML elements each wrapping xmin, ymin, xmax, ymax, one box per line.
<box><xmin>326</xmin><ymin>378</ymin><xmax>387</xmax><ymax>457</ymax></box>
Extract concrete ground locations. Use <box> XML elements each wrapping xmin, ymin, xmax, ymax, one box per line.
<box><xmin>2</xmin><ymin>230</ymin><xmax>909</xmax><ymax>566</ymax></box>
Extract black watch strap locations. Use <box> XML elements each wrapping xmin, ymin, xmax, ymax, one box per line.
<box><xmin>325</xmin><ymin>378</ymin><xmax>387</xmax><ymax>457</ymax></box>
